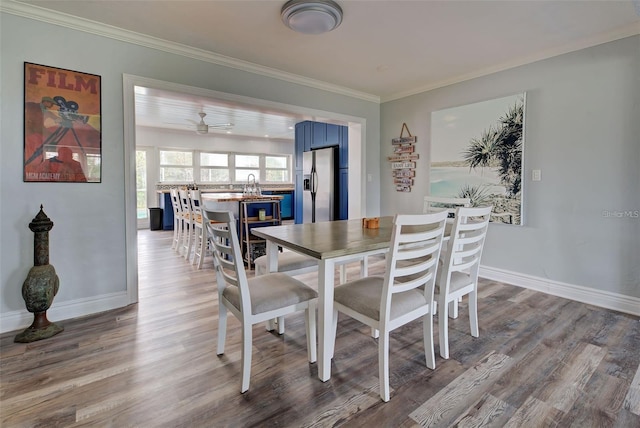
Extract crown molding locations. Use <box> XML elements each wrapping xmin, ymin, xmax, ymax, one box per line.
<box><xmin>0</xmin><ymin>0</ymin><xmax>380</xmax><ymax>104</ymax></box>
<box><xmin>382</xmin><ymin>22</ymin><xmax>640</xmax><ymax>103</ymax></box>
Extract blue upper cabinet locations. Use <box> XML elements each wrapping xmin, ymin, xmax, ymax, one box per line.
<box><xmin>295</xmin><ymin>122</ymin><xmax>311</xmax><ymax>169</ymax></box>
<box><xmin>311</xmin><ymin>122</ymin><xmax>327</xmax><ymax>149</ymax></box>
<box><xmin>311</xmin><ymin>122</ymin><xmax>342</xmax><ymax>149</ymax></box>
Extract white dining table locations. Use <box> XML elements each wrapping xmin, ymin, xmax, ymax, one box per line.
<box><xmin>252</xmin><ymin>216</ymin><xmax>402</xmax><ymax>382</ymax></box>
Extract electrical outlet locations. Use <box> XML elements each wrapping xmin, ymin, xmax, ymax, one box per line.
<box><xmin>367</xmin><ymin>174</ymin><xmax>373</xmax><ymax>182</ymax></box>
<box><xmin>532</xmin><ymin>169</ymin><xmax>541</xmax><ymax>181</ymax></box>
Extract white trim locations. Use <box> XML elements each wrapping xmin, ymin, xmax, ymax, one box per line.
<box><xmin>123</xmin><ymin>76</ymin><xmax>139</xmax><ymax>305</ymax></box>
<box><xmin>1</xmin><ymin>292</ymin><xmax>130</xmax><ymax>334</ymax></box>
<box><xmin>2</xmin><ymin>266</ymin><xmax>635</xmax><ymax>334</ymax></box>
<box><xmin>480</xmin><ymin>265</ymin><xmax>640</xmax><ymax>317</ymax></box>
<box><xmin>0</xmin><ymin>0</ymin><xmax>379</xmax><ymax>104</ymax></box>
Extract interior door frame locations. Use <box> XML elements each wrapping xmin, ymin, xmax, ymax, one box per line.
<box><xmin>135</xmin><ymin>146</ymin><xmax>155</xmax><ymax>229</ymax></box>
<box><xmin>123</xmin><ymin>74</ymin><xmax>367</xmax><ymax>304</ymax></box>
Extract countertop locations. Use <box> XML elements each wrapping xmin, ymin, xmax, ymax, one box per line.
<box><xmin>157</xmin><ymin>188</ymin><xmax>293</xmax><ymax>194</ymax></box>
<box><xmin>201</xmin><ymin>193</ymin><xmax>284</xmax><ymax>202</ymax></box>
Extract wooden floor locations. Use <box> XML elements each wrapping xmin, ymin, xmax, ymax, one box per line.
<box><xmin>2</xmin><ymin>230</ymin><xmax>639</xmax><ymax>427</ymax></box>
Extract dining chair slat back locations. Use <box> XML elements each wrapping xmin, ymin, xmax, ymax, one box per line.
<box><xmin>331</xmin><ymin>210</ymin><xmax>449</xmax><ymax>402</ymax></box>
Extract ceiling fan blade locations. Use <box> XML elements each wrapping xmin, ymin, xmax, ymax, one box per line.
<box><xmin>207</xmin><ymin>122</ymin><xmax>234</xmax><ymax>129</ymax></box>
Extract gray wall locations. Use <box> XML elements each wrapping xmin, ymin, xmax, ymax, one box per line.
<box><xmin>381</xmin><ymin>36</ymin><xmax>640</xmax><ymax>298</ymax></box>
<box><xmin>0</xmin><ymin>12</ymin><xmax>380</xmax><ymax>328</ymax></box>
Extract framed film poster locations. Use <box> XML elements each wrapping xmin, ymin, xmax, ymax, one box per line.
<box><xmin>24</xmin><ymin>62</ymin><xmax>102</xmax><ymax>182</ymax></box>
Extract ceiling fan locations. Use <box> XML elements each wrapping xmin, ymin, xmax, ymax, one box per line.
<box><xmin>186</xmin><ymin>112</ymin><xmax>234</xmax><ymax>134</ymax></box>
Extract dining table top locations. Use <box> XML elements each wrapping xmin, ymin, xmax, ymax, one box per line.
<box><xmin>252</xmin><ymin>216</ymin><xmax>453</xmax><ymax>261</ymax></box>
<box><xmin>252</xmin><ymin>216</ymin><xmax>395</xmax><ymax>260</ymax></box>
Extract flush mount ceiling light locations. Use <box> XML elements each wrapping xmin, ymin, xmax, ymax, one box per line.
<box><xmin>281</xmin><ymin>0</ymin><xmax>343</xmax><ymax>35</ymax></box>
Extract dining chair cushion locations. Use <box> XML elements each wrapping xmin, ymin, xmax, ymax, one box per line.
<box><xmin>434</xmin><ymin>267</ymin><xmax>474</xmax><ymax>295</ymax></box>
<box><xmin>254</xmin><ymin>252</ymin><xmax>317</xmax><ymax>274</ymax></box>
<box><xmin>222</xmin><ymin>272</ymin><xmax>318</xmax><ymax>315</ymax></box>
<box><xmin>334</xmin><ymin>276</ymin><xmax>428</xmax><ymax>322</ymax></box>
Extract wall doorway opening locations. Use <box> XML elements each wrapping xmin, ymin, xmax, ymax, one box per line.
<box><xmin>123</xmin><ymin>74</ymin><xmax>367</xmax><ymax>304</ymax></box>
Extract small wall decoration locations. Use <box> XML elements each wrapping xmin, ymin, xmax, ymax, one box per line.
<box><xmin>430</xmin><ymin>93</ymin><xmax>525</xmax><ymax>224</ymax></box>
<box><xmin>389</xmin><ymin>123</ymin><xmax>418</xmax><ymax>192</ymax></box>
<box><xmin>24</xmin><ymin>62</ymin><xmax>102</xmax><ymax>183</ymax></box>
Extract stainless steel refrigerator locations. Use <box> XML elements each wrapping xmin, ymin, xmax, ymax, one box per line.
<box><xmin>303</xmin><ymin>147</ymin><xmax>335</xmax><ymax>223</ymax></box>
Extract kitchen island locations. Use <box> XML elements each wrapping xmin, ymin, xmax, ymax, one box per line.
<box><xmin>201</xmin><ymin>193</ymin><xmax>284</xmax><ymax>268</ymax></box>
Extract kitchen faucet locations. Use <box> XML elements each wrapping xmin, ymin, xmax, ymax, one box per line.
<box><xmin>245</xmin><ymin>173</ymin><xmax>260</xmax><ymax>196</ymax></box>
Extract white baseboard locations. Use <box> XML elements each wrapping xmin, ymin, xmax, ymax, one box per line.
<box><xmin>480</xmin><ymin>265</ymin><xmax>640</xmax><ymax>317</ymax></box>
<box><xmin>3</xmin><ymin>267</ymin><xmax>637</xmax><ymax>334</ymax></box>
<box><xmin>1</xmin><ymin>292</ymin><xmax>130</xmax><ymax>334</ymax></box>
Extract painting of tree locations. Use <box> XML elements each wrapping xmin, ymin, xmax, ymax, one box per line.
<box><xmin>430</xmin><ymin>94</ymin><xmax>525</xmax><ymax>225</ymax></box>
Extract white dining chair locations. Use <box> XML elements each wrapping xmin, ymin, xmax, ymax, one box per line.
<box><xmin>435</xmin><ymin>205</ymin><xmax>492</xmax><ymax>360</ymax></box>
<box><xmin>424</xmin><ymin>195</ymin><xmax>473</xmax><ymax>317</ymax></box>
<box><xmin>188</xmin><ymin>189</ymin><xmax>210</xmax><ymax>269</ymax></box>
<box><xmin>178</xmin><ymin>189</ymin><xmax>195</xmax><ymax>260</ymax></box>
<box><xmin>331</xmin><ymin>211</ymin><xmax>449</xmax><ymax>402</ymax></box>
<box><xmin>169</xmin><ymin>188</ymin><xmax>183</xmax><ymax>252</ymax></box>
<box><xmin>203</xmin><ymin>209</ymin><xmax>318</xmax><ymax>393</ymax></box>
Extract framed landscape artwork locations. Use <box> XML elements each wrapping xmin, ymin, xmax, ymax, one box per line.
<box><xmin>24</xmin><ymin>62</ymin><xmax>102</xmax><ymax>182</ymax></box>
<box><xmin>430</xmin><ymin>93</ymin><xmax>525</xmax><ymax>225</ymax></box>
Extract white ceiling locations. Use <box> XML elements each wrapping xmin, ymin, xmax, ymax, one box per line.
<box><xmin>9</xmin><ymin>0</ymin><xmax>640</xmax><ymax>140</ymax></box>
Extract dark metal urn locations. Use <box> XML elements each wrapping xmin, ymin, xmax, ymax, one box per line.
<box><xmin>14</xmin><ymin>205</ymin><xmax>64</xmax><ymax>343</ymax></box>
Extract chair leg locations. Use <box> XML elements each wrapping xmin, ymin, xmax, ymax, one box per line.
<box><xmin>240</xmin><ymin>322</ymin><xmax>252</xmax><ymax>393</ymax></box>
<box><xmin>449</xmin><ymin>299</ymin><xmax>459</xmax><ymax>319</ymax></box>
<box><xmin>191</xmin><ymin>227</ymin><xmax>200</xmax><ymax>265</ymax></box>
<box><xmin>217</xmin><ymin>303</ymin><xmax>228</xmax><ymax>355</ymax></box>
<box><xmin>424</xmin><ymin>312</ymin><xmax>435</xmax><ymax>369</ymax></box>
<box><xmin>339</xmin><ymin>264</ymin><xmax>347</xmax><ymax>284</ymax></box>
<box><xmin>277</xmin><ymin>316</ymin><xmax>285</xmax><ymax>335</ymax></box>
<box><xmin>171</xmin><ymin>221</ymin><xmax>179</xmax><ymax>250</ymax></box>
<box><xmin>184</xmin><ymin>224</ymin><xmax>195</xmax><ymax>261</ymax></box>
<box><xmin>439</xmin><ymin>298</ymin><xmax>450</xmax><ymax>360</ymax></box>
<box><xmin>181</xmin><ymin>221</ymin><xmax>189</xmax><ymax>257</ymax></box>
<box><xmin>266</xmin><ymin>319</ymin><xmax>276</xmax><ymax>332</ymax></box>
<box><xmin>379</xmin><ymin>330</ymin><xmax>390</xmax><ymax>402</ymax></box>
<box><xmin>305</xmin><ymin>302</ymin><xmax>317</xmax><ymax>363</ymax></box>
<box><xmin>174</xmin><ymin>219</ymin><xmax>183</xmax><ymax>254</ymax></box>
<box><xmin>197</xmin><ymin>230</ymin><xmax>206</xmax><ymax>268</ymax></box>
<box><xmin>470</xmin><ymin>290</ymin><xmax>479</xmax><ymax>337</ymax></box>
<box><xmin>360</xmin><ymin>255</ymin><xmax>368</xmax><ymax>278</ymax></box>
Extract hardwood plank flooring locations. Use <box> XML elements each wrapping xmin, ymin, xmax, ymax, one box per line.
<box><xmin>1</xmin><ymin>229</ymin><xmax>639</xmax><ymax>427</ymax></box>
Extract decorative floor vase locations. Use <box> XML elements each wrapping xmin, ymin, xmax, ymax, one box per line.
<box><xmin>15</xmin><ymin>205</ymin><xmax>63</xmax><ymax>343</ymax></box>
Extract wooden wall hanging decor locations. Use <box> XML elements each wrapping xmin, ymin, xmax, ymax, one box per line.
<box><xmin>389</xmin><ymin>123</ymin><xmax>418</xmax><ymax>192</ymax></box>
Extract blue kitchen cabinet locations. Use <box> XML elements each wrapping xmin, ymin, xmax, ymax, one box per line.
<box><xmin>295</xmin><ymin>122</ymin><xmax>310</xmax><ymax>168</ymax></box>
<box><xmin>159</xmin><ymin>192</ymin><xmax>174</xmax><ymax>230</ymax></box>
<box><xmin>295</xmin><ymin>170</ymin><xmax>303</xmax><ymax>224</ymax></box>
<box><xmin>338</xmin><ymin>126</ymin><xmax>349</xmax><ymax>169</ymax></box>
<box><xmin>261</xmin><ymin>190</ymin><xmax>294</xmax><ymax>220</ymax></box>
<box><xmin>339</xmin><ymin>168</ymin><xmax>349</xmax><ymax>220</ymax></box>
